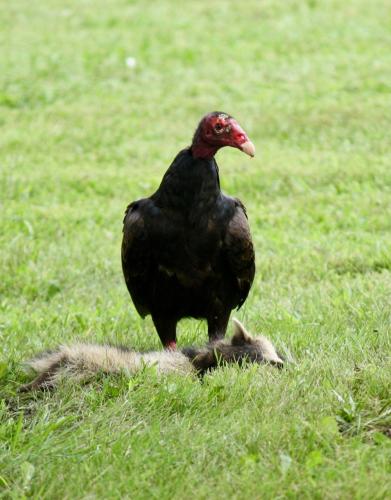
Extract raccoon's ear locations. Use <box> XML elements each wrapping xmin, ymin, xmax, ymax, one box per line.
<box><xmin>231</xmin><ymin>318</ymin><xmax>254</xmax><ymax>346</ymax></box>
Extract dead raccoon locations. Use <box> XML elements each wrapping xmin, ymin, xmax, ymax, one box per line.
<box><xmin>20</xmin><ymin>319</ymin><xmax>284</xmax><ymax>391</ymax></box>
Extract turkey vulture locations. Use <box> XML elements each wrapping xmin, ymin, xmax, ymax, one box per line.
<box><xmin>122</xmin><ymin>112</ymin><xmax>255</xmax><ymax>348</ymax></box>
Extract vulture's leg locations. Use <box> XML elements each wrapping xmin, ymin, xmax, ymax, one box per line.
<box><xmin>152</xmin><ymin>316</ymin><xmax>177</xmax><ymax>349</ymax></box>
<box><xmin>207</xmin><ymin>310</ymin><xmax>230</xmax><ymax>341</ymax></box>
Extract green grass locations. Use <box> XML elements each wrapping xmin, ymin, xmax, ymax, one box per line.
<box><xmin>1</xmin><ymin>0</ymin><xmax>391</xmax><ymax>497</ymax></box>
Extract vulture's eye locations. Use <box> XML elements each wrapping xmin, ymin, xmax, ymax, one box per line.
<box><xmin>214</xmin><ymin>123</ymin><xmax>224</xmax><ymax>134</ymax></box>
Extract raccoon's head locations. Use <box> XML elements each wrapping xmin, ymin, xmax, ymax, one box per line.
<box><xmin>230</xmin><ymin>318</ymin><xmax>284</xmax><ymax>367</ymax></box>
<box><xmin>182</xmin><ymin>319</ymin><xmax>284</xmax><ymax>374</ymax></box>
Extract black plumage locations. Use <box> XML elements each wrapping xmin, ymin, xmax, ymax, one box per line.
<box><xmin>121</xmin><ymin>112</ymin><xmax>255</xmax><ymax>347</ymax></box>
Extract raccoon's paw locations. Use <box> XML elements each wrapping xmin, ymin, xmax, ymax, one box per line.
<box><xmin>18</xmin><ymin>372</ymin><xmax>56</xmax><ymax>392</ymax></box>
<box><xmin>268</xmin><ymin>355</ymin><xmax>284</xmax><ymax>370</ymax></box>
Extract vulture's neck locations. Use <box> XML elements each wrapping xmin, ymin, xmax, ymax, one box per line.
<box><xmin>154</xmin><ymin>149</ymin><xmax>221</xmax><ymax>211</ymax></box>
<box><xmin>191</xmin><ymin>140</ymin><xmax>220</xmax><ymax>160</ymax></box>
<box><xmin>191</xmin><ymin>127</ymin><xmax>222</xmax><ymax>159</ymax></box>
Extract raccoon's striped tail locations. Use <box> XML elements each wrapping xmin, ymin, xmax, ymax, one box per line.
<box><xmin>20</xmin><ymin>343</ymin><xmax>193</xmax><ymax>392</ymax></box>
<box><xmin>19</xmin><ymin>344</ymin><xmax>126</xmax><ymax>391</ymax></box>
<box><xmin>20</xmin><ymin>350</ymin><xmax>66</xmax><ymax>392</ymax></box>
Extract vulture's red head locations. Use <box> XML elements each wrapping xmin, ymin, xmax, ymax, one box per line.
<box><xmin>191</xmin><ymin>112</ymin><xmax>255</xmax><ymax>160</ymax></box>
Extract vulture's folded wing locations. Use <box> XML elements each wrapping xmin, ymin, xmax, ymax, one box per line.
<box><xmin>223</xmin><ymin>199</ymin><xmax>255</xmax><ymax>309</ymax></box>
<box><xmin>121</xmin><ymin>201</ymin><xmax>152</xmax><ymax>317</ymax></box>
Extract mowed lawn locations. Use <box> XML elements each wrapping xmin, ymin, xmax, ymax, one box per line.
<box><xmin>1</xmin><ymin>0</ymin><xmax>391</xmax><ymax>497</ymax></box>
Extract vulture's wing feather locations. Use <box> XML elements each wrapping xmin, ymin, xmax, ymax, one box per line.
<box><xmin>121</xmin><ymin>201</ymin><xmax>152</xmax><ymax>317</ymax></box>
<box><xmin>223</xmin><ymin>199</ymin><xmax>255</xmax><ymax>309</ymax></box>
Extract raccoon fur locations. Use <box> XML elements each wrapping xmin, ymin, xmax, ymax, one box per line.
<box><xmin>20</xmin><ymin>319</ymin><xmax>284</xmax><ymax>391</ymax></box>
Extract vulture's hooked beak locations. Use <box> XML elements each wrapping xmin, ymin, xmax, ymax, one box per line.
<box><xmin>240</xmin><ymin>140</ymin><xmax>256</xmax><ymax>158</ymax></box>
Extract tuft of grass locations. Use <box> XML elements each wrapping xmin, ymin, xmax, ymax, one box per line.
<box><xmin>1</xmin><ymin>0</ymin><xmax>390</xmax><ymax>498</ymax></box>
